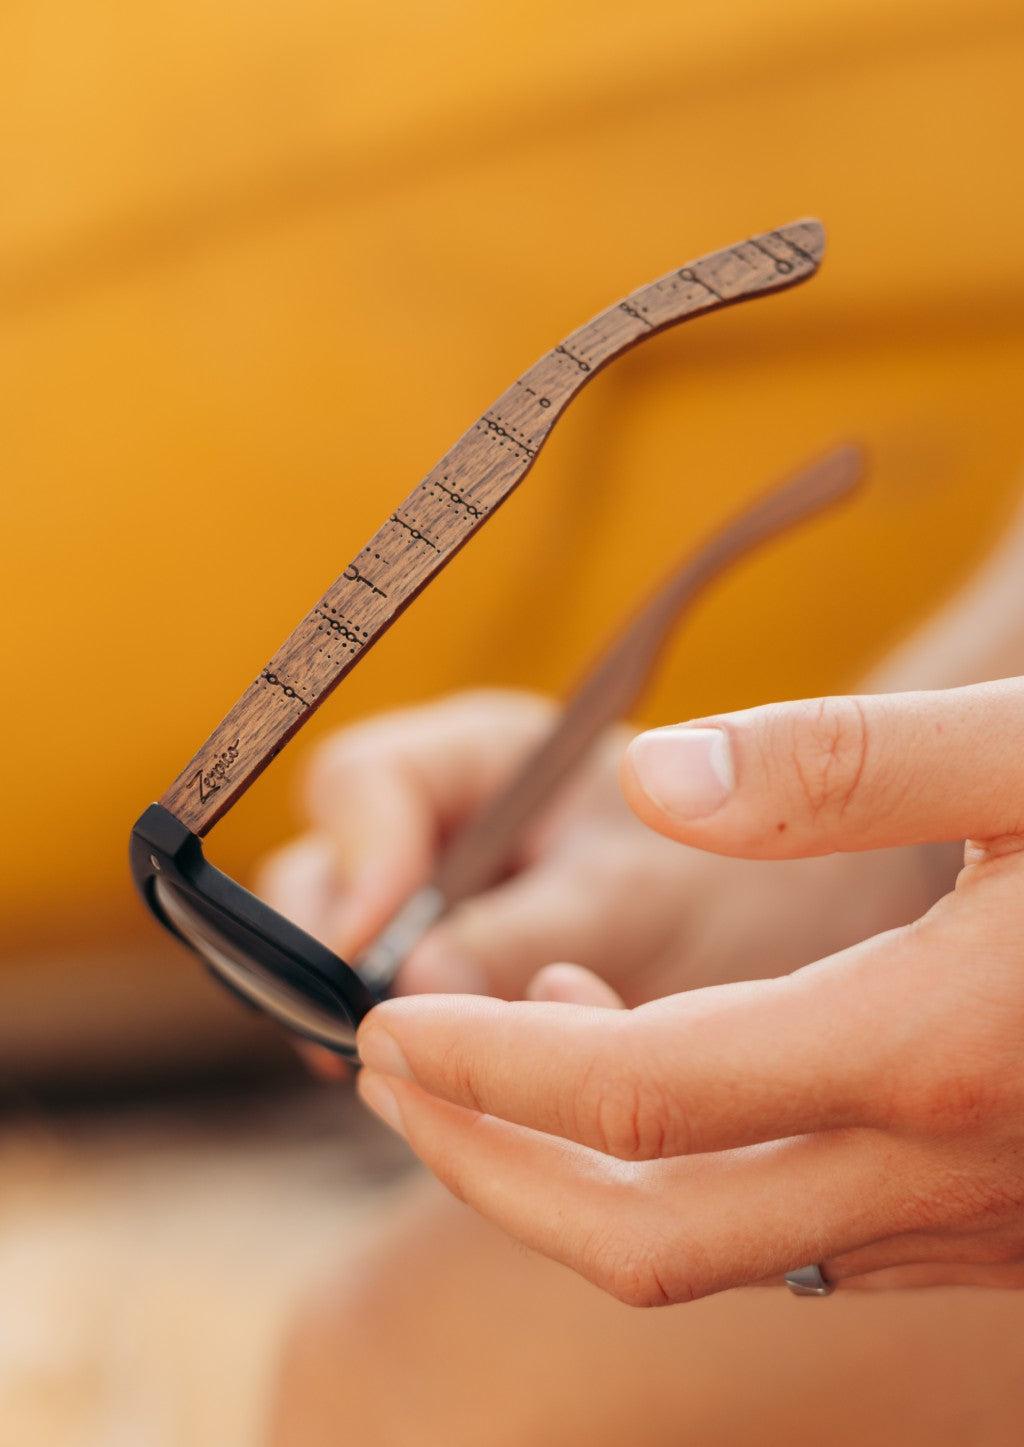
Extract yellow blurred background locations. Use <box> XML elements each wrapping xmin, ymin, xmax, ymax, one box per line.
<box><xmin>0</xmin><ymin>0</ymin><xmax>1018</xmax><ymax>1041</ymax></box>
<box><xmin>4</xmin><ymin>0</ymin><xmax>1023</xmax><ymax>977</ymax></box>
<box><xmin>2</xmin><ymin>3</ymin><xmax>1024</xmax><ymax>1442</ymax></box>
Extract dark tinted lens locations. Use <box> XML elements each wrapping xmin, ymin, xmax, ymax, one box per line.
<box><xmin>154</xmin><ymin>876</ymin><xmax>358</xmax><ymax>1052</ymax></box>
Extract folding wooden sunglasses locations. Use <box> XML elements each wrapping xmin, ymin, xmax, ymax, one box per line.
<box><xmin>131</xmin><ymin>218</ymin><xmax>862</xmax><ymax>1057</ymax></box>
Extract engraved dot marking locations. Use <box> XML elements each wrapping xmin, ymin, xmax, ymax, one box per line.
<box><xmin>163</xmin><ymin>225</ymin><xmax>822</xmax><ymax>835</ymax></box>
<box><xmin>678</xmin><ymin>266</ymin><xmax>724</xmax><ymax>302</ymax></box>
<box><xmin>619</xmin><ymin>300</ymin><xmax>654</xmax><ymax>329</ymax></box>
<box><xmin>315</xmin><ymin>610</ymin><xmax>365</xmax><ymax>652</ymax></box>
<box><xmin>555</xmin><ymin>343</ymin><xmax>590</xmax><ymax>373</ymax></box>
<box><xmin>774</xmin><ymin>230</ymin><xmax>815</xmax><ymax>265</ymax></box>
<box><xmin>261</xmin><ymin>670</ymin><xmax>311</xmax><ymax>708</ymax></box>
<box><xmin>748</xmin><ymin>236</ymin><xmax>794</xmax><ymax>275</ymax></box>
<box><xmin>390</xmin><ymin>512</ymin><xmax>440</xmax><ymax>551</ymax></box>
<box><xmin>425</xmin><ymin>478</ymin><xmax>489</xmax><ymax>519</ymax></box>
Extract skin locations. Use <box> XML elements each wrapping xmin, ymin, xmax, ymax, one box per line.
<box><xmin>267</xmin><ymin>1176</ymin><xmax>1024</xmax><ymax>1447</ymax></box>
<box><xmin>259</xmin><ymin>692</ymin><xmax>946</xmax><ymax>1033</ymax></box>
<box><xmin>261</xmin><ymin>493</ymin><xmax>1024</xmax><ymax>1440</ymax></box>
<box><xmin>355</xmin><ymin>679</ymin><xmax>1024</xmax><ymax>1301</ymax></box>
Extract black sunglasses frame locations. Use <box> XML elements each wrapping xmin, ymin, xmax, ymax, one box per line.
<box><xmin>130</xmin><ymin>220</ymin><xmax>830</xmax><ymax>1055</ymax></box>
<box><xmin>131</xmin><ymin>803</ymin><xmax>378</xmax><ymax>1054</ymax></box>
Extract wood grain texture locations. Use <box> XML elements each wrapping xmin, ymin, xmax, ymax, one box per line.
<box><xmin>354</xmin><ymin>442</ymin><xmax>862</xmax><ymax>988</ymax></box>
<box><xmin>160</xmin><ymin>219</ymin><xmax>825</xmax><ymax>834</ymax></box>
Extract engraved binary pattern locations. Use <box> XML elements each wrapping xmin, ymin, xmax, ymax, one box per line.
<box><xmin>161</xmin><ymin>221</ymin><xmax>824</xmax><ymax>833</ymax></box>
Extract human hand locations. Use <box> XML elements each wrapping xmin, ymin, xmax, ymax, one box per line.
<box><xmin>256</xmin><ymin>689</ymin><xmax>698</xmax><ymax>1073</ymax></box>
<box><xmin>257</xmin><ymin>690</ymin><xmax>940</xmax><ymax>1033</ymax></box>
<box><xmin>356</xmin><ymin>681</ymin><xmax>1024</xmax><ymax>1301</ymax></box>
<box><xmin>254</xmin><ymin>689</ymin><xmax>731</xmax><ymax>1009</ymax></box>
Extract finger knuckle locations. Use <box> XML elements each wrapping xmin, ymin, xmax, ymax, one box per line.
<box><xmin>970</xmin><ymin>1233</ymin><xmax>1024</xmax><ymax>1267</ymax></box>
<box><xmin>592</xmin><ymin>1247</ymin><xmax>678</xmax><ymax>1309</ymax></box>
<box><xmin>784</xmin><ymin>695</ymin><xmax>871</xmax><ymax>826</ymax></box>
<box><xmin>580</xmin><ymin>1189</ymin><xmax>709</xmax><ymax>1307</ymax></box>
<box><xmin>574</xmin><ymin>1044</ymin><xmax>675</xmax><ymax>1161</ymax></box>
<box><xmin>906</xmin><ymin>1069</ymin><xmax>1004</xmax><ymax>1137</ymax></box>
<box><xmin>898</xmin><ymin>1151</ymin><xmax>1024</xmax><ymax>1237</ymax></box>
<box><xmin>436</xmin><ymin>1037</ymin><xmax>486</xmax><ymax>1115</ymax></box>
<box><xmin>956</xmin><ymin>1163</ymin><xmax>1024</xmax><ymax>1226</ymax></box>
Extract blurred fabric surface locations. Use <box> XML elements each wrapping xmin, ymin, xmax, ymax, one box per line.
<box><xmin>0</xmin><ymin>1088</ymin><xmax>409</xmax><ymax>1445</ymax></box>
<box><xmin>2</xmin><ymin>1</ymin><xmax>1023</xmax><ymax>1033</ymax></box>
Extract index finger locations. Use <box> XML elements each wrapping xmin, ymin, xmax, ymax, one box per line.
<box><xmin>300</xmin><ymin>690</ymin><xmax>555</xmax><ymax>950</ymax></box>
<box><xmin>356</xmin><ymin>931</ymin><xmax>904</xmax><ymax>1159</ymax></box>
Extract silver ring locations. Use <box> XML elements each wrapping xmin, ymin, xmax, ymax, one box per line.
<box><xmin>785</xmin><ymin>1264</ymin><xmax>834</xmax><ymax>1297</ymax></box>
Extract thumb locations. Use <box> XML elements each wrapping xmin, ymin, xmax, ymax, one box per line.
<box><xmin>620</xmin><ymin>677</ymin><xmax>1024</xmax><ymax>859</ymax></box>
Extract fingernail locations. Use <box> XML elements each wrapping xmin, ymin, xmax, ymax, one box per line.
<box><xmin>628</xmin><ymin>726</ymin><xmax>734</xmax><ymax>820</ymax></box>
<box><xmin>358</xmin><ymin>1028</ymin><xmax>412</xmax><ymax>1079</ymax></box>
<box><xmin>358</xmin><ymin>1071</ymin><xmax>406</xmax><ymax>1136</ymax></box>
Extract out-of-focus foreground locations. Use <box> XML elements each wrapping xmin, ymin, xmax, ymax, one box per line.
<box><xmin>2</xmin><ymin>1</ymin><xmax>1023</xmax><ymax>1442</ymax></box>
<box><xmin>0</xmin><ymin>1091</ymin><xmax>409</xmax><ymax>1444</ymax></box>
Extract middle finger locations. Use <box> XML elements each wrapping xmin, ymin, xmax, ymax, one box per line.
<box><xmin>358</xmin><ymin>1071</ymin><xmax>914</xmax><ymax>1304</ymax></box>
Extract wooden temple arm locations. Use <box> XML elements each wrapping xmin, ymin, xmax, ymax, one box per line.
<box><xmin>354</xmin><ymin>443</ymin><xmax>863</xmax><ymax>984</ymax></box>
<box><xmin>160</xmin><ymin>219</ymin><xmax>826</xmax><ymax>834</ymax></box>
<box><xmin>430</xmin><ymin>442</ymin><xmax>864</xmax><ymax>907</ymax></box>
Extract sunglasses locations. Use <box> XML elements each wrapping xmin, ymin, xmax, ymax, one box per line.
<box><xmin>131</xmin><ymin>217</ymin><xmax>861</xmax><ymax>1058</ymax></box>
